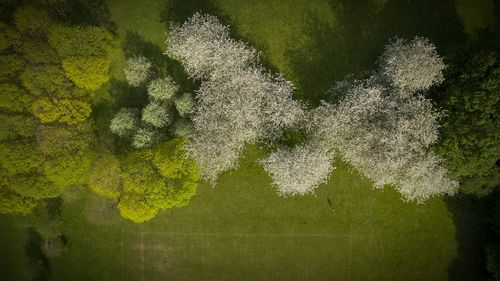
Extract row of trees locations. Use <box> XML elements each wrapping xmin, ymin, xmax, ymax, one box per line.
<box><xmin>166</xmin><ymin>14</ymin><xmax>459</xmax><ymax>201</ymax></box>
<box><xmin>167</xmin><ymin>13</ymin><xmax>305</xmax><ymax>182</ymax></box>
<box><xmin>0</xmin><ymin>2</ymin><xmax>117</xmax><ymax>215</ymax></box>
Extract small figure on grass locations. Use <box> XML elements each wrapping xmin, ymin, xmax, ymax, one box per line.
<box><xmin>327</xmin><ymin>196</ymin><xmax>336</xmax><ymax>212</ymax></box>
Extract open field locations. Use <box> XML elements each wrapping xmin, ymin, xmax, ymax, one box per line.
<box><xmin>1</xmin><ymin>0</ymin><xmax>489</xmax><ymax>280</ymax></box>
<box><xmin>40</xmin><ymin>146</ymin><xmax>457</xmax><ymax>281</ymax></box>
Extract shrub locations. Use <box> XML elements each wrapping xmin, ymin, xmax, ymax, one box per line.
<box><xmin>147</xmin><ymin>77</ymin><xmax>178</xmax><ymax>102</ymax></box>
<box><xmin>109</xmin><ymin>108</ymin><xmax>140</xmax><ymax>137</ymax></box>
<box><xmin>174</xmin><ymin>92</ymin><xmax>195</xmax><ymax>117</ymax></box>
<box><xmin>124</xmin><ymin>56</ymin><xmax>153</xmax><ymax>87</ymax></box>
<box><xmin>141</xmin><ymin>102</ymin><xmax>171</xmax><ymax>128</ymax></box>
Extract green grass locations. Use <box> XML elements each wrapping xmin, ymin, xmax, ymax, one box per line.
<box><xmin>0</xmin><ymin>0</ymin><xmax>474</xmax><ymax>280</ymax></box>
<box><xmin>40</xmin><ymin>146</ymin><xmax>457</xmax><ymax>281</ymax></box>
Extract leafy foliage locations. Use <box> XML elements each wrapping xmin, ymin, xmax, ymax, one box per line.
<box><xmin>20</xmin><ymin>66</ymin><xmax>73</xmax><ymax>98</ymax></box>
<box><xmin>48</xmin><ymin>24</ymin><xmax>116</xmax><ymax>58</ymax></box>
<box><xmin>0</xmin><ymin>143</ymin><xmax>43</xmax><ymax>175</ymax></box>
<box><xmin>19</xmin><ymin>39</ymin><xmax>60</xmax><ymax>65</ymax></box>
<box><xmin>13</xmin><ymin>5</ymin><xmax>51</xmax><ymax>35</ymax></box>
<box><xmin>5</xmin><ymin>174</ymin><xmax>64</xmax><ymax>199</ymax></box>
<box><xmin>0</xmin><ymin>55</ymin><xmax>24</xmax><ymax>81</ymax></box>
<box><xmin>437</xmin><ymin>52</ymin><xmax>500</xmax><ymax>191</ymax></box>
<box><xmin>62</xmin><ymin>56</ymin><xmax>111</xmax><ymax>90</ymax></box>
<box><xmin>0</xmin><ymin>188</ymin><xmax>37</xmax><ymax>215</ymax></box>
<box><xmin>32</xmin><ymin>98</ymin><xmax>92</xmax><ymax>124</ymax></box>
<box><xmin>37</xmin><ymin>121</ymin><xmax>94</xmax><ymax>156</ymax></box>
<box><xmin>88</xmin><ymin>154</ymin><xmax>121</xmax><ymax>199</ymax></box>
<box><xmin>131</xmin><ymin>127</ymin><xmax>161</xmax><ymax>149</ymax></box>
<box><xmin>0</xmin><ymin>84</ymin><xmax>33</xmax><ymax>113</ymax></box>
<box><xmin>0</xmin><ymin>114</ymin><xmax>37</xmax><ymax>142</ymax></box>
<box><xmin>118</xmin><ymin>138</ymin><xmax>199</xmax><ymax>223</ymax></box>
<box><xmin>0</xmin><ymin>23</ymin><xmax>21</xmax><ymax>51</ymax></box>
<box><xmin>42</xmin><ymin>151</ymin><xmax>95</xmax><ymax>187</ymax></box>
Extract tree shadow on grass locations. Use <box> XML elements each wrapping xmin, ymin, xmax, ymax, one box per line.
<box><xmin>122</xmin><ymin>31</ymin><xmax>199</xmax><ymax>94</ymax></box>
<box><xmin>159</xmin><ymin>0</ymin><xmax>283</xmax><ymax>80</ymax></box>
<box><xmin>285</xmin><ymin>0</ymin><xmax>467</xmax><ymax>106</ymax></box>
<box><xmin>24</xmin><ymin>229</ymin><xmax>51</xmax><ymax>281</ymax></box>
<box><xmin>445</xmin><ymin>194</ymin><xmax>494</xmax><ymax>281</ymax></box>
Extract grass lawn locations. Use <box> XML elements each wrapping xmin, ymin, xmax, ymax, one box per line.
<box><xmin>44</xmin><ymin>146</ymin><xmax>456</xmax><ymax>281</ymax></box>
<box><xmin>1</xmin><ymin>0</ymin><xmax>476</xmax><ymax>280</ymax></box>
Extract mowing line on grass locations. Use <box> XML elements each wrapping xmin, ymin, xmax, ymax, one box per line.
<box><xmin>141</xmin><ymin>232</ymin><xmax>145</xmax><ymax>281</ymax></box>
<box><xmin>121</xmin><ymin>229</ymin><xmax>124</xmax><ymax>281</ymax></box>
<box><xmin>123</xmin><ymin>231</ymin><xmax>371</xmax><ymax>238</ymax></box>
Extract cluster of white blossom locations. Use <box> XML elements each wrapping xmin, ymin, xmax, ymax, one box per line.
<box><xmin>147</xmin><ymin>77</ymin><xmax>179</xmax><ymax>103</ymax></box>
<box><xmin>141</xmin><ymin>102</ymin><xmax>171</xmax><ymax>128</ymax></box>
<box><xmin>166</xmin><ymin>13</ymin><xmax>305</xmax><ymax>182</ymax></box>
<box><xmin>260</xmin><ymin>142</ymin><xmax>333</xmax><ymax>196</ymax></box>
<box><xmin>109</xmin><ymin>108</ymin><xmax>140</xmax><ymax>137</ymax></box>
<box><xmin>379</xmin><ymin>36</ymin><xmax>445</xmax><ymax>92</ymax></box>
<box><xmin>112</xmin><ymin>60</ymin><xmax>194</xmax><ymax>148</ymax></box>
<box><xmin>124</xmin><ymin>56</ymin><xmax>153</xmax><ymax>87</ymax></box>
<box><xmin>166</xmin><ymin>13</ymin><xmax>258</xmax><ymax>79</ymax></box>
<box><xmin>311</xmin><ymin>78</ymin><xmax>457</xmax><ymax>202</ymax></box>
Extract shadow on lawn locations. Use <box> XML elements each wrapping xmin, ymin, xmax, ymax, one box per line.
<box><xmin>24</xmin><ymin>229</ymin><xmax>51</xmax><ymax>281</ymax></box>
<box><xmin>159</xmin><ymin>0</ymin><xmax>291</xmax><ymax>83</ymax></box>
<box><xmin>445</xmin><ymin>194</ymin><xmax>495</xmax><ymax>281</ymax></box>
<box><xmin>285</xmin><ymin>0</ymin><xmax>467</xmax><ymax>106</ymax></box>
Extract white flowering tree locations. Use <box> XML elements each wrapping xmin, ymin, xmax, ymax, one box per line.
<box><xmin>379</xmin><ymin>36</ymin><xmax>445</xmax><ymax>92</ymax></box>
<box><xmin>141</xmin><ymin>102</ymin><xmax>171</xmax><ymax>128</ymax></box>
<box><xmin>131</xmin><ymin>127</ymin><xmax>160</xmax><ymax>149</ymax></box>
<box><xmin>167</xmin><ymin>13</ymin><xmax>305</xmax><ymax>182</ymax></box>
<box><xmin>147</xmin><ymin>77</ymin><xmax>179</xmax><ymax>103</ymax></box>
<box><xmin>124</xmin><ymin>56</ymin><xmax>153</xmax><ymax>87</ymax></box>
<box><xmin>166</xmin><ymin>13</ymin><xmax>258</xmax><ymax>79</ymax></box>
<box><xmin>311</xmin><ymin>78</ymin><xmax>457</xmax><ymax>202</ymax></box>
<box><xmin>260</xmin><ymin>142</ymin><xmax>333</xmax><ymax>196</ymax></box>
<box><xmin>109</xmin><ymin>108</ymin><xmax>139</xmax><ymax>137</ymax></box>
